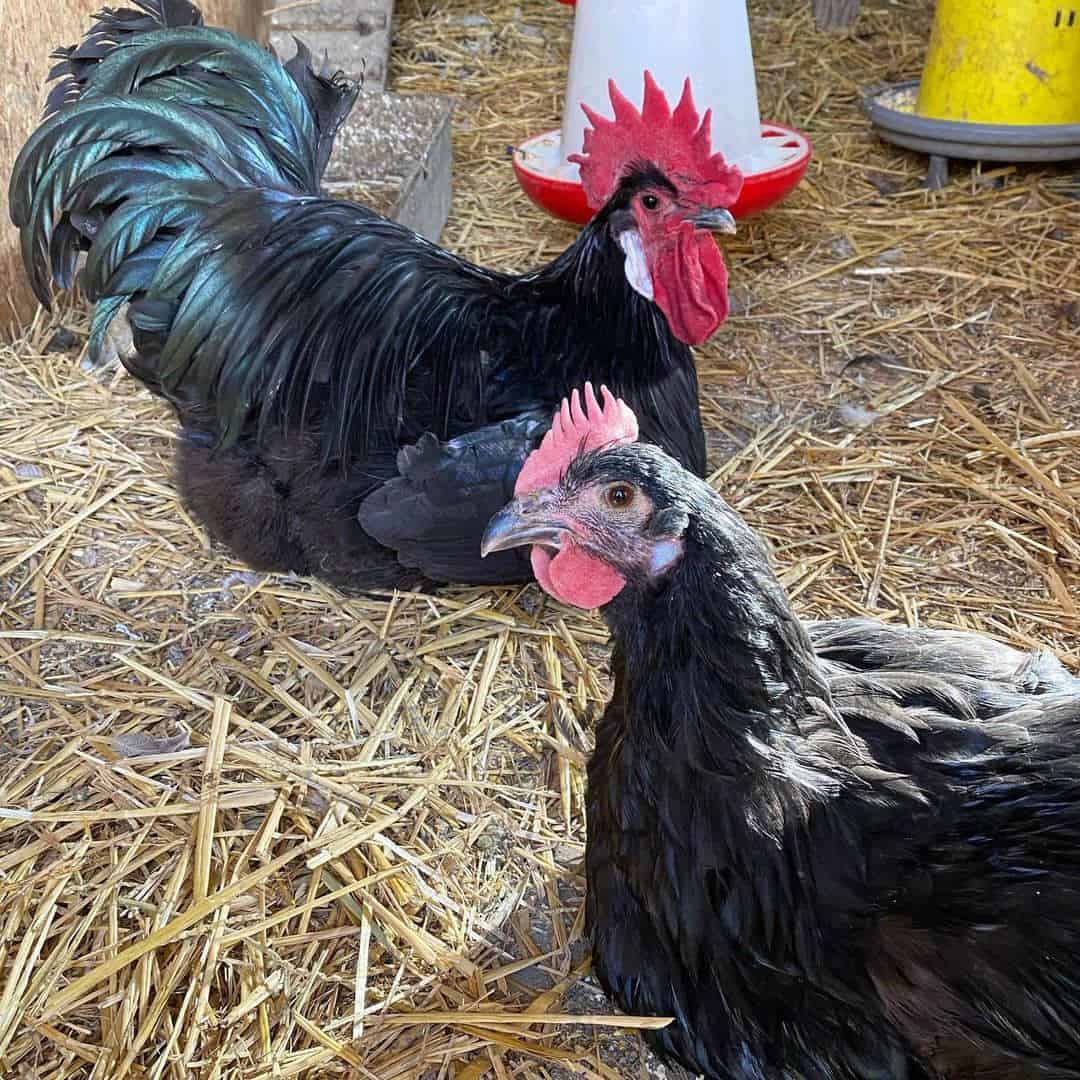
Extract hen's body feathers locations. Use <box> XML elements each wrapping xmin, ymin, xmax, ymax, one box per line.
<box><xmin>594</xmin><ymin>601</ymin><xmax>1080</xmax><ymax>1079</ymax></box>
<box><xmin>11</xmin><ymin>3</ymin><xmax>709</xmax><ymax>588</ymax></box>
<box><xmin>554</xmin><ymin>446</ymin><xmax>1080</xmax><ymax>1080</ymax></box>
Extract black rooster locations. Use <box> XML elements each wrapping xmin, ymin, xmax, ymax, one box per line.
<box><xmin>9</xmin><ymin>0</ymin><xmax>742</xmax><ymax>591</ymax></box>
<box><xmin>484</xmin><ymin>387</ymin><xmax>1080</xmax><ymax>1079</ymax></box>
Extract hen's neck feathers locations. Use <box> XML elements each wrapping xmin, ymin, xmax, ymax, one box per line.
<box><xmin>603</xmin><ymin>481</ymin><xmax>838</xmax><ymax>770</ymax></box>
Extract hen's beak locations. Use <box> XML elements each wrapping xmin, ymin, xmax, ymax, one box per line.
<box><xmin>481</xmin><ymin>500</ymin><xmax>567</xmax><ymax>557</ymax></box>
<box><xmin>691</xmin><ymin>207</ymin><xmax>737</xmax><ymax>234</ymax></box>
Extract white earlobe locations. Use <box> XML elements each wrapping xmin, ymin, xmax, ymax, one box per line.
<box><xmin>618</xmin><ymin>229</ymin><xmax>655</xmax><ymax>301</ymax></box>
<box><xmin>648</xmin><ymin>537</ymin><xmax>684</xmax><ymax>575</ymax></box>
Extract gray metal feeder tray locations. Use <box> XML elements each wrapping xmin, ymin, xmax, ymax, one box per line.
<box><xmin>864</xmin><ymin>81</ymin><xmax>1080</xmax><ymax>190</ymax></box>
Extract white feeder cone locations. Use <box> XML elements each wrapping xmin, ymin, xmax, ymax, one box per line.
<box><xmin>559</xmin><ymin>0</ymin><xmax>764</xmax><ymax>172</ymax></box>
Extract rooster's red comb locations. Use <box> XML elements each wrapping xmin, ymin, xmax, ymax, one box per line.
<box><xmin>567</xmin><ymin>71</ymin><xmax>743</xmax><ymax>210</ymax></box>
<box><xmin>515</xmin><ymin>383</ymin><xmax>639</xmax><ymax>495</ymax></box>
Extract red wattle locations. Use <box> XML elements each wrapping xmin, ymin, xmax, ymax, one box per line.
<box><xmin>651</xmin><ymin>229</ymin><xmax>729</xmax><ymax>346</ymax></box>
<box><xmin>531</xmin><ymin>544</ymin><xmax>625</xmax><ymax>608</ymax></box>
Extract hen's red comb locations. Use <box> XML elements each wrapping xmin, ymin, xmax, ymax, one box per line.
<box><xmin>567</xmin><ymin>71</ymin><xmax>743</xmax><ymax>210</ymax></box>
<box><xmin>515</xmin><ymin>383</ymin><xmax>639</xmax><ymax>495</ymax></box>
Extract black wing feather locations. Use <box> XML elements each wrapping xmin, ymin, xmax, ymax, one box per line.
<box><xmin>358</xmin><ymin>413</ymin><xmax>548</xmax><ymax>583</ymax></box>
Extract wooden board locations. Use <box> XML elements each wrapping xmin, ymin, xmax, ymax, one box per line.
<box><xmin>812</xmin><ymin>0</ymin><xmax>860</xmax><ymax>30</ymax></box>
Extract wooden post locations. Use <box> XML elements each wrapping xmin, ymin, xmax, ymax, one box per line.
<box><xmin>813</xmin><ymin>0</ymin><xmax>860</xmax><ymax>30</ymax></box>
<box><xmin>201</xmin><ymin>0</ymin><xmax>265</xmax><ymax>41</ymax></box>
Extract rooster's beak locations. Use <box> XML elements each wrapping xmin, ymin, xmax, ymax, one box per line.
<box><xmin>691</xmin><ymin>207</ymin><xmax>737</xmax><ymax>234</ymax></box>
<box><xmin>481</xmin><ymin>499</ymin><xmax>567</xmax><ymax>557</ymax></box>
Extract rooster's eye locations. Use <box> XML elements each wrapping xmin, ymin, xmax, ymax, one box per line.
<box><xmin>604</xmin><ymin>483</ymin><xmax>636</xmax><ymax>509</ymax></box>
<box><xmin>641</xmin><ymin>194</ymin><xmax>660</xmax><ymax>211</ymax></box>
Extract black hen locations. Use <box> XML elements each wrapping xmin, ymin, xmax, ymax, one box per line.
<box><xmin>9</xmin><ymin>1</ymin><xmax>742</xmax><ymax>592</ymax></box>
<box><xmin>483</xmin><ymin>389</ymin><xmax>1080</xmax><ymax>1079</ymax></box>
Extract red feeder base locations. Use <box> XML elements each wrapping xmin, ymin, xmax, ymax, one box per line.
<box><xmin>512</xmin><ymin>123</ymin><xmax>812</xmax><ymax>225</ymax></box>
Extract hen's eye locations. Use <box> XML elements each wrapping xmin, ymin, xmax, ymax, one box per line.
<box><xmin>605</xmin><ymin>483</ymin><xmax>635</xmax><ymax>509</ymax></box>
<box><xmin>641</xmin><ymin>193</ymin><xmax>660</xmax><ymax>211</ymax></box>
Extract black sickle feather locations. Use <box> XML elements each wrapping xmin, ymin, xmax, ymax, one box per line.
<box><xmin>45</xmin><ymin>0</ymin><xmax>205</xmax><ymax>118</ymax></box>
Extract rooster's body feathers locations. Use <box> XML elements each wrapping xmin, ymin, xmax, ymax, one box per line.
<box><xmin>10</xmin><ymin>2</ymin><xmax>715</xmax><ymax>588</ymax></box>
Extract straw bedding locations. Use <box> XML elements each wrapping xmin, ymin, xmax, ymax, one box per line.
<box><xmin>0</xmin><ymin>0</ymin><xmax>1077</xmax><ymax>1075</ymax></box>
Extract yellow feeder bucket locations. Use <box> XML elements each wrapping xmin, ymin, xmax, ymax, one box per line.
<box><xmin>917</xmin><ymin>0</ymin><xmax>1080</xmax><ymax>125</ymax></box>
<box><xmin>863</xmin><ymin>0</ymin><xmax>1080</xmax><ymax>188</ymax></box>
